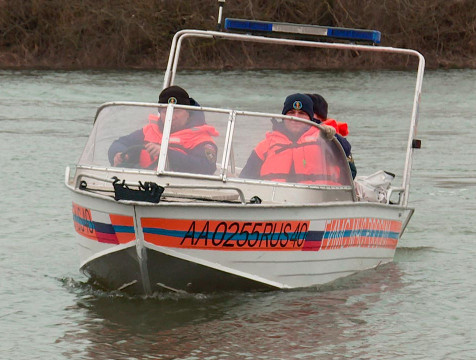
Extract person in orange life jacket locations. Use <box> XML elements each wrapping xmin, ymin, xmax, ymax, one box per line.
<box><xmin>306</xmin><ymin>93</ymin><xmax>357</xmax><ymax>179</ymax></box>
<box><xmin>239</xmin><ymin>93</ymin><xmax>338</xmax><ymax>183</ymax></box>
<box><xmin>108</xmin><ymin>86</ymin><xmax>218</xmax><ymax>174</ymax></box>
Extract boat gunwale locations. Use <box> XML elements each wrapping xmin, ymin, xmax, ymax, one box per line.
<box><xmin>66</xmin><ymin>176</ymin><xmax>411</xmax><ymax>214</ymax></box>
<box><xmin>66</xmin><ymin>164</ymin><xmax>356</xmax><ymax>202</ymax></box>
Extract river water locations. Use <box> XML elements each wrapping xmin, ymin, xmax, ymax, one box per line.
<box><xmin>0</xmin><ymin>69</ymin><xmax>475</xmax><ymax>359</ymax></box>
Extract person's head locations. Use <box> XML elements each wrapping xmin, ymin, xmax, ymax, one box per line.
<box><xmin>306</xmin><ymin>93</ymin><xmax>328</xmax><ymax>122</ymax></box>
<box><xmin>158</xmin><ymin>85</ymin><xmax>191</xmax><ymax>131</ymax></box>
<box><xmin>281</xmin><ymin>93</ymin><xmax>314</xmax><ymax>134</ymax></box>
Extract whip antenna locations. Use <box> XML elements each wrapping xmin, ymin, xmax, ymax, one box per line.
<box><xmin>217</xmin><ymin>0</ymin><xmax>226</xmax><ymax>31</ymax></box>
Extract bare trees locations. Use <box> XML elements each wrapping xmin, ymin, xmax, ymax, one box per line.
<box><xmin>0</xmin><ymin>0</ymin><xmax>474</xmax><ymax>69</ymax></box>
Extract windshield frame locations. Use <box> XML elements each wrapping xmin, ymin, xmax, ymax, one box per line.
<box><xmin>83</xmin><ymin>101</ymin><xmax>354</xmax><ymax>190</ymax></box>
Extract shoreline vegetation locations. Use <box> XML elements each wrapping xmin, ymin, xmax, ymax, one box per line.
<box><xmin>1</xmin><ymin>0</ymin><xmax>475</xmax><ymax>70</ymax></box>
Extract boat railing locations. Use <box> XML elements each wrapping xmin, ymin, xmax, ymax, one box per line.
<box><xmin>386</xmin><ymin>187</ymin><xmax>405</xmax><ymax>205</ymax></box>
<box><xmin>67</xmin><ymin>169</ymin><xmax>247</xmax><ymax>204</ymax></box>
<box><xmin>162</xmin><ymin>184</ymin><xmax>245</xmax><ymax>203</ymax></box>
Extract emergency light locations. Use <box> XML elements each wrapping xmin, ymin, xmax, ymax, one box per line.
<box><xmin>224</xmin><ymin>18</ymin><xmax>381</xmax><ymax>44</ymax></box>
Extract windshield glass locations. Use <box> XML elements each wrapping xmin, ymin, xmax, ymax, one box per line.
<box><xmin>230</xmin><ymin>113</ymin><xmax>352</xmax><ymax>186</ymax></box>
<box><xmin>78</xmin><ymin>103</ymin><xmax>228</xmax><ymax>176</ymax></box>
<box><xmin>79</xmin><ymin>103</ymin><xmax>351</xmax><ymax>186</ymax></box>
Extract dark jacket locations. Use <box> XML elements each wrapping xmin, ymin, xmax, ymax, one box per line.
<box><xmin>108</xmin><ymin>100</ymin><xmax>217</xmax><ymax>174</ymax></box>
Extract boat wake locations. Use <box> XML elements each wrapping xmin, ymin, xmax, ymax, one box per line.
<box><xmin>394</xmin><ymin>246</ymin><xmax>438</xmax><ymax>262</ymax></box>
<box><xmin>59</xmin><ymin>276</ymin><xmax>245</xmax><ymax>301</ymax></box>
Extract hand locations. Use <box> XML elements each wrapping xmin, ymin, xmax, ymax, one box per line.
<box><xmin>321</xmin><ymin>125</ymin><xmax>336</xmax><ymax>140</ymax></box>
<box><xmin>144</xmin><ymin>142</ymin><xmax>161</xmax><ymax>159</ymax></box>
<box><xmin>113</xmin><ymin>152</ymin><xmax>128</xmax><ymax>166</ymax></box>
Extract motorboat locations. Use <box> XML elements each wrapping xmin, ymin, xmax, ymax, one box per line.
<box><xmin>65</xmin><ymin>16</ymin><xmax>425</xmax><ymax>294</ymax></box>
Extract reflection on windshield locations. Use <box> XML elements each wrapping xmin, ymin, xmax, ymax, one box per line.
<box><xmin>107</xmin><ymin>108</ymin><xmax>219</xmax><ymax>174</ymax></box>
<box><xmin>79</xmin><ymin>105</ymin><xmax>224</xmax><ymax>175</ymax></box>
<box><xmin>230</xmin><ymin>114</ymin><xmax>351</xmax><ymax>186</ymax></box>
<box><xmin>79</xmin><ymin>104</ymin><xmax>351</xmax><ymax>186</ymax></box>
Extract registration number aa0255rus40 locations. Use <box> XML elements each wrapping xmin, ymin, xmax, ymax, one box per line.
<box><xmin>141</xmin><ymin>218</ymin><xmax>309</xmax><ymax>250</ymax></box>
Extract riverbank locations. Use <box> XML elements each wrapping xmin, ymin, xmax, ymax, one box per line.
<box><xmin>1</xmin><ymin>0</ymin><xmax>475</xmax><ymax>70</ymax></box>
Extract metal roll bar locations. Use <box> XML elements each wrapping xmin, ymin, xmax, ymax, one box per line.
<box><xmin>163</xmin><ymin>29</ymin><xmax>425</xmax><ymax>207</ymax></box>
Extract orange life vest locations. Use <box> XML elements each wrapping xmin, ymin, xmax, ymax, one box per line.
<box><xmin>254</xmin><ymin>126</ymin><xmax>341</xmax><ymax>185</ymax></box>
<box><xmin>139</xmin><ymin>118</ymin><xmax>219</xmax><ymax>168</ymax></box>
<box><xmin>322</xmin><ymin>119</ymin><xmax>349</xmax><ymax>137</ymax></box>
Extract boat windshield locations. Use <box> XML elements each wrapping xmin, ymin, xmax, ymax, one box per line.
<box><xmin>78</xmin><ymin>103</ymin><xmax>352</xmax><ymax>186</ymax></box>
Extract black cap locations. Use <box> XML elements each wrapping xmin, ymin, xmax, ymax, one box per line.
<box><xmin>282</xmin><ymin>93</ymin><xmax>314</xmax><ymax>120</ymax></box>
<box><xmin>159</xmin><ymin>85</ymin><xmax>191</xmax><ymax>105</ymax></box>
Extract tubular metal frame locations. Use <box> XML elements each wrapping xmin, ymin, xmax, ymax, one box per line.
<box><xmin>162</xmin><ymin>29</ymin><xmax>425</xmax><ymax>207</ymax></box>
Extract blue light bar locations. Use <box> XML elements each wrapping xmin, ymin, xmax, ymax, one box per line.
<box><xmin>224</xmin><ymin>18</ymin><xmax>381</xmax><ymax>44</ymax></box>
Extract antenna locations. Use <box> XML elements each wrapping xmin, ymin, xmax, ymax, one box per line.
<box><xmin>217</xmin><ymin>0</ymin><xmax>226</xmax><ymax>31</ymax></box>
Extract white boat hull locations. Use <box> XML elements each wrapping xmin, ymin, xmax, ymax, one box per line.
<box><xmin>71</xmin><ymin>190</ymin><xmax>412</xmax><ymax>294</ymax></box>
